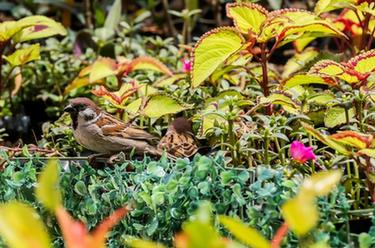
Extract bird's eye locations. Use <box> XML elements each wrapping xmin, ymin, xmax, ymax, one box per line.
<box><xmin>76</xmin><ymin>104</ymin><xmax>86</xmax><ymax>111</ymax></box>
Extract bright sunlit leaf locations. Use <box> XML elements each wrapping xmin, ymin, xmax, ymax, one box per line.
<box><xmin>347</xmin><ymin>49</ymin><xmax>375</xmax><ymax>74</ymax></box>
<box><xmin>309</xmin><ymin>60</ymin><xmax>361</xmax><ymax>84</ymax></box>
<box><xmin>191</xmin><ymin>27</ymin><xmax>244</xmax><ymax>87</ymax></box>
<box><xmin>142</xmin><ymin>95</ymin><xmax>189</xmax><ymax>118</ymax></box>
<box><xmin>89</xmin><ymin>57</ymin><xmax>118</xmax><ymax>83</ymax></box>
<box><xmin>281</xmin><ymin>74</ymin><xmax>336</xmax><ymax>89</ymax></box>
<box><xmin>4</xmin><ymin>44</ymin><xmax>40</xmax><ymax>67</ymax></box>
<box><xmin>330</xmin><ymin>131</ymin><xmax>373</xmax><ymax>149</ymax></box>
<box><xmin>314</xmin><ymin>0</ymin><xmax>354</xmax><ymax>15</ymax></box>
<box><xmin>36</xmin><ymin>159</ymin><xmax>62</xmax><ymax>212</ymax></box>
<box><xmin>281</xmin><ymin>196</ymin><xmax>318</xmax><ymax>236</ymax></box>
<box><xmin>226</xmin><ymin>2</ymin><xmax>268</xmax><ymax>35</ymax></box>
<box><xmin>126</xmin><ymin>238</ymin><xmax>166</xmax><ymax>248</ymax></box>
<box><xmin>324</xmin><ymin>107</ymin><xmax>354</xmax><ymax>128</ymax></box>
<box><xmin>129</xmin><ymin>56</ymin><xmax>173</xmax><ymax>76</ymax></box>
<box><xmin>301</xmin><ymin>170</ymin><xmax>342</xmax><ymax>196</ymax></box>
<box><xmin>282</xmin><ymin>48</ymin><xmax>319</xmax><ymax>78</ymax></box>
<box><xmin>219</xmin><ymin>215</ymin><xmax>271</xmax><ymax>248</ymax></box>
<box><xmin>0</xmin><ymin>202</ymin><xmax>51</xmax><ymax>248</ymax></box>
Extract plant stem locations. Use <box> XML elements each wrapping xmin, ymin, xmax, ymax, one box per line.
<box><xmin>274</xmin><ymin>137</ymin><xmax>285</xmax><ymax>166</ymax></box>
<box><xmin>83</xmin><ymin>0</ymin><xmax>93</xmax><ymax>29</ymax></box>
<box><xmin>264</xmin><ymin>129</ymin><xmax>270</xmax><ymax>165</ymax></box>
<box><xmin>260</xmin><ymin>43</ymin><xmax>271</xmax><ymax>115</ymax></box>
<box><xmin>162</xmin><ymin>0</ymin><xmax>178</xmax><ymax>38</ymax></box>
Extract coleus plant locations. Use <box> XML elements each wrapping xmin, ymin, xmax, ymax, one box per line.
<box><xmin>191</xmin><ymin>2</ymin><xmax>346</xmax><ymax>102</ymax></box>
<box><xmin>0</xmin><ymin>160</ymin><xmax>129</xmax><ymax>248</ymax></box>
<box><xmin>127</xmin><ymin>170</ymin><xmax>342</xmax><ymax>248</ymax></box>
<box><xmin>0</xmin><ymin>15</ymin><xmax>67</xmax><ymax>103</ymax></box>
<box><xmin>303</xmin><ymin>122</ymin><xmax>375</xmax><ymax>205</ymax></box>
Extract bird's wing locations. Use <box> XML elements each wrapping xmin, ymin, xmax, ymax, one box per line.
<box><xmin>99</xmin><ymin>114</ymin><xmax>157</xmax><ymax>142</ymax></box>
<box><xmin>158</xmin><ymin>131</ymin><xmax>198</xmax><ymax>157</ymax></box>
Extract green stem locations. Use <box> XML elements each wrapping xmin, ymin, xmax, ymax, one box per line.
<box><xmin>274</xmin><ymin>137</ymin><xmax>285</xmax><ymax>166</ymax></box>
<box><xmin>264</xmin><ymin>129</ymin><xmax>270</xmax><ymax>165</ymax></box>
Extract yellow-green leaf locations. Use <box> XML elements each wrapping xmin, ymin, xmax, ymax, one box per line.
<box><xmin>301</xmin><ymin>170</ymin><xmax>342</xmax><ymax>196</ymax></box>
<box><xmin>13</xmin><ymin>15</ymin><xmax>67</xmax><ymax>43</ymax></box>
<box><xmin>191</xmin><ymin>27</ymin><xmax>244</xmax><ymax>87</ymax></box>
<box><xmin>260</xmin><ymin>92</ymin><xmax>301</xmax><ymax>114</ymax></box>
<box><xmin>89</xmin><ymin>57</ymin><xmax>118</xmax><ymax>83</ymax></box>
<box><xmin>330</xmin><ymin>131</ymin><xmax>373</xmax><ymax>149</ymax></box>
<box><xmin>4</xmin><ymin>44</ymin><xmax>40</xmax><ymax>67</ymax></box>
<box><xmin>219</xmin><ymin>215</ymin><xmax>271</xmax><ymax>248</ymax></box>
<box><xmin>347</xmin><ymin>49</ymin><xmax>375</xmax><ymax>74</ymax></box>
<box><xmin>309</xmin><ymin>60</ymin><xmax>360</xmax><ymax>84</ymax></box>
<box><xmin>153</xmin><ymin>74</ymin><xmax>186</xmax><ymax>88</ymax></box>
<box><xmin>129</xmin><ymin>56</ymin><xmax>173</xmax><ymax>76</ymax></box>
<box><xmin>282</xmin><ymin>48</ymin><xmax>319</xmax><ymax>78</ymax></box>
<box><xmin>281</xmin><ymin>196</ymin><xmax>318</xmax><ymax>236</ymax></box>
<box><xmin>126</xmin><ymin>98</ymin><xmax>142</xmax><ymax>115</ymax></box>
<box><xmin>0</xmin><ymin>202</ymin><xmax>51</xmax><ymax>248</ymax></box>
<box><xmin>36</xmin><ymin>159</ymin><xmax>62</xmax><ymax>212</ymax></box>
<box><xmin>324</xmin><ymin>107</ymin><xmax>354</xmax><ymax>128</ymax></box>
<box><xmin>126</xmin><ymin>238</ymin><xmax>166</xmax><ymax>248</ymax></box>
<box><xmin>226</xmin><ymin>2</ymin><xmax>268</xmax><ymax>35</ymax></box>
<box><xmin>0</xmin><ymin>21</ymin><xmax>23</xmax><ymax>42</ymax></box>
<box><xmin>142</xmin><ymin>95</ymin><xmax>189</xmax><ymax>118</ymax></box>
<box><xmin>281</xmin><ymin>74</ymin><xmax>336</xmax><ymax>89</ymax></box>
<box><xmin>314</xmin><ymin>0</ymin><xmax>354</xmax><ymax>15</ymax></box>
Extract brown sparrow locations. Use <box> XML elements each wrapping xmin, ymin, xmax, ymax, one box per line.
<box><xmin>63</xmin><ymin>97</ymin><xmax>161</xmax><ymax>157</ymax></box>
<box><xmin>158</xmin><ymin>117</ymin><xmax>199</xmax><ymax>158</ymax></box>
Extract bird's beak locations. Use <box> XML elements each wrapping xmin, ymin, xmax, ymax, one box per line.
<box><xmin>63</xmin><ymin>104</ymin><xmax>75</xmax><ymax>113</ymax></box>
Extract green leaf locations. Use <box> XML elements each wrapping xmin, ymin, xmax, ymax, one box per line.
<box><xmin>219</xmin><ymin>215</ymin><xmax>271</xmax><ymax>248</ymax></box>
<box><xmin>191</xmin><ymin>27</ymin><xmax>244</xmax><ymax>87</ymax></box>
<box><xmin>36</xmin><ymin>159</ymin><xmax>62</xmax><ymax>212</ymax></box>
<box><xmin>0</xmin><ymin>202</ymin><xmax>51</xmax><ymax>248</ymax></box>
<box><xmin>226</xmin><ymin>3</ymin><xmax>268</xmax><ymax>35</ymax></box>
<box><xmin>314</xmin><ymin>0</ymin><xmax>354</xmax><ymax>15</ymax></box>
<box><xmin>4</xmin><ymin>44</ymin><xmax>40</xmax><ymax>67</ymax></box>
<box><xmin>142</xmin><ymin>95</ymin><xmax>189</xmax><ymax>118</ymax></box>
<box><xmin>281</xmin><ymin>195</ymin><xmax>318</xmax><ymax>236</ymax></box>
<box><xmin>129</xmin><ymin>56</ymin><xmax>172</xmax><ymax>76</ymax></box>
<box><xmin>282</xmin><ymin>48</ymin><xmax>319</xmax><ymax>78</ymax></box>
<box><xmin>126</xmin><ymin>98</ymin><xmax>142</xmax><ymax>115</ymax></box>
<box><xmin>0</xmin><ymin>21</ymin><xmax>24</xmax><ymax>42</ymax></box>
<box><xmin>281</xmin><ymin>74</ymin><xmax>336</xmax><ymax>89</ymax></box>
<box><xmin>104</xmin><ymin>0</ymin><xmax>122</xmax><ymax>30</ymax></box>
<box><xmin>301</xmin><ymin>170</ymin><xmax>342</xmax><ymax>197</ymax></box>
<box><xmin>89</xmin><ymin>57</ymin><xmax>118</xmax><ymax>83</ymax></box>
<box><xmin>358</xmin><ymin>233</ymin><xmax>374</xmax><ymax>248</ymax></box>
<box><xmin>13</xmin><ymin>15</ymin><xmax>67</xmax><ymax>43</ymax></box>
<box><xmin>324</xmin><ymin>107</ymin><xmax>354</xmax><ymax>128</ymax></box>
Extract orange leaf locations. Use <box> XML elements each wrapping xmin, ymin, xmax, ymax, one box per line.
<box><xmin>330</xmin><ymin>131</ymin><xmax>373</xmax><ymax>149</ymax></box>
<box><xmin>12</xmin><ymin>72</ymin><xmax>22</xmax><ymax>96</ymax></box>
<box><xmin>128</xmin><ymin>56</ymin><xmax>173</xmax><ymax>76</ymax></box>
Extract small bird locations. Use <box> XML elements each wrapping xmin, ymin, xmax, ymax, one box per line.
<box><xmin>63</xmin><ymin>97</ymin><xmax>161</xmax><ymax>157</ymax></box>
<box><xmin>158</xmin><ymin>117</ymin><xmax>199</xmax><ymax>158</ymax></box>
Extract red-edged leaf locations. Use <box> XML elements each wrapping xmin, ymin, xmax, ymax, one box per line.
<box><xmin>127</xmin><ymin>56</ymin><xmax>172</xmax><ymax>76</ymax></box>
<box><xmin>56</xmin><ymin>206</ymin><xmax>90</xmax><ymax>248</ymax></box>
<box><xmin>281</xmin><ymin>74</ymin><xmax>337</xmax><ymax>89</ymax></box>
<box><xmin>89</xmin><ymin>57</ymin><xmax>118</xmax><ymax>83</ymax></box>
<box><xmin>345</xmin><ymin>49</ymin><xmax>375</xmax><ymax>74</ymax></box>
<box><xmin>309</xmin><ymin>60</ymin><xmax>363</xmax><ymax>84</ymax></box>
<box><xmin>330</xmin><ymin>131</ymin><xmax>373</xmax><ymax>149</ymax></box>
<box><xmin>226</xmin><ymin>2</ymin><xmax>268</xmax><ymax>35</ymax></box>
<box><xmin>92</xmin><ymin>83</ymin><xmax>139</xmax><ymax>106</ymax></box>
<box><xmin>91</xmin><ymin>206</ymin><xmax>130</xmax><ymax>246</ymax></box>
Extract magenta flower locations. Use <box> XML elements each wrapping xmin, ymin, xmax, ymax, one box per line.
<box><xmin>182</xmin><ymin>59</ymin><xmax>191</xmax><ymax>72</ymax></box>
<box><xmin>290</xmin><ymin>141</ymin><xmax>316</xmax><ymax>164</ymax></box>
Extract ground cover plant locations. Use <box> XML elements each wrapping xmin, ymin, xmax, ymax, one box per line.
<box><xmin>1</xmin><ymin>0</ymin><xmax>375</xmax><ymax>247</ymax></box>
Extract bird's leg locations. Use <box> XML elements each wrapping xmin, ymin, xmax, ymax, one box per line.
<box><xmin>107</xmin><ymin>152</ymin><xmax>127</xmax><ymax>165</ymax></box>
<box><xmin>87</xmin><ymin>153</ymin><xmax>108</xmax><ymax>165</ymax></box>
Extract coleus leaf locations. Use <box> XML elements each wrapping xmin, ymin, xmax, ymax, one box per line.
<box><xmin>260</xmin><ymin>92</ymin><xmax>301</xmax><ymax>114</ymax></box>
<box><xmin>191</xmin><ymin>27</ymin><xmax>245</xmax><ymax>87</ymax></box>
<box><xmin>0</xmin><ymin>21</ymin><xmax>24</xmax><ymax>42</ymax></box>
<box><xmin>0</xmin><ymin>202</ymin><xmax>51</xmax><ymax>248</ymax></box>
<box><xmin>127</xmin><ymin>56</ymin><xmax>173</xmax><ymax>76</ymax></box>
<box><xmin>92</xmin><ymin>82</ymin><xmax>139</xmax><ymax>106</ymax></box>
<box><xmin>89</xmin><ymin>57</ymin><xmax>118</xmax><ymax>83</ymax></box>
<box><xmin>13</xmin><ymin>15</ymin><xmax>67</xmax><ymax>43</ymax></box>
<box><xmin>281</xmin><ymin>74</ymin><xmax>336</xmax><ymax>89</ymax></box>
<box><xmin>329</xmin><ymin>131</ymin><xmax>373</xmax><ymax>149</ymax></box>
<box><xmin>314</xmin><ymin>0</ymin><xmax>354</xmax><ymax>15</ymax></box>
<box><xmin>324</xmin><ymin>107</ymin><xmax>354</xmax><ymax>128</ymax></box>
<box><xmin>3</xmin><ymin>43</ymin><xmax>40</xmax><ymax>67</ymax></box>
<box><xmin>293</xmin><ymin>37</ymin><xmax>317</xmax><ymax>52</ymax></box>
<box><xmin>282</xmin><ymin>48</ymin><xmax>319</xmax><ymax>78</ymax></box>
<box><xmin>309</xmin><ymin>60</ymin><xmax>361</xmax><ymax>84</ymax></box>
<box><xmin>301</xmin><ymin>170</ymin><xmax>342</xmax><ymax>196</ymax></box>
<box><xmin>302</xmin><ymin>122</ymin><xmax>351</xmax><ymax>155</ymax></box>
<box><xmin>226</xmin><ymin>2</ymin><xmax>268</xmax><ymax>35</ymax></box>
<box><xmin>346</xmin><ymin>49</ymin><xmax>375</xmax><ymax>74</ymax></box>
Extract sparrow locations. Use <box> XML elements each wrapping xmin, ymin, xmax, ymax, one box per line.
<box><xmin>158</xmin><ymin>117</ymin><xmax>199</xmax><ymax>158</ymax></box>
<box><xmin>63</xmin><ymin>97</ymin><xmax>161</xmax><ymax>157</ymax></box>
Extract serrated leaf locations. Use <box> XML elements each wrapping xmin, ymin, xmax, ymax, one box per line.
<box><xmin>191</xmin><ymin>27</ymin><xmax>244</xmax><ymax>87</ymax></box>
<box><xmin>142</xmin><ymin>95</ymin><xmax>189</xmax><ymax>118</ymax></box>
<box><xmin>36</xmin><ymin>159</ymin><xmax>62</xmax><ymax>212</ymax></box>
<box><xmin>347</xmin><ymin>49</ymin><xmax>375</xmax><ymax>74</ymax></box>
<box><xmin>219</xmin><ymin>215</ymin><xmax>271</xmax><ymax>248</ymax></box>
<box><xmin>282</xmin><ymin>48</ymin><xmax>319</xmax><ymax>78</ymax></box>
<box><xmin>4</xmin><ymin>44</ymin><xmax>40</xmax><ymax>67</ymax></box>
<box><xmin>281</xmin><ymin>74</ymin><xmax>336</xmax><ymax>89</ymax></box>
<box><xmin>226</xmin><ymin>3</ymin><xmax>268</xmax><ymax>35</ymax></box>
<box><xmin>0</xmin><ymin>202</ymin><xmax>51</xmax><ymax>248</ymax></box>
<box><xmin>309</xmin><ymin>60</ymin><xmax>361</xmax><ymax>84</ymax></box>
<box><xmin>324</xmin><ymin>107</ymin><xmax>354</xmax><ymax>128</ymax></box>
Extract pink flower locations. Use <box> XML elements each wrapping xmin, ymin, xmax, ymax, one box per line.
<box><xmin>182</xmin><ymin>59</ymin><xmax>191</xmax><ymax>72</ymax></box>
<box><xmin>290</xmin><ymin>141</ymin><xmax>316</xmax><ymax>164</ymax></box>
